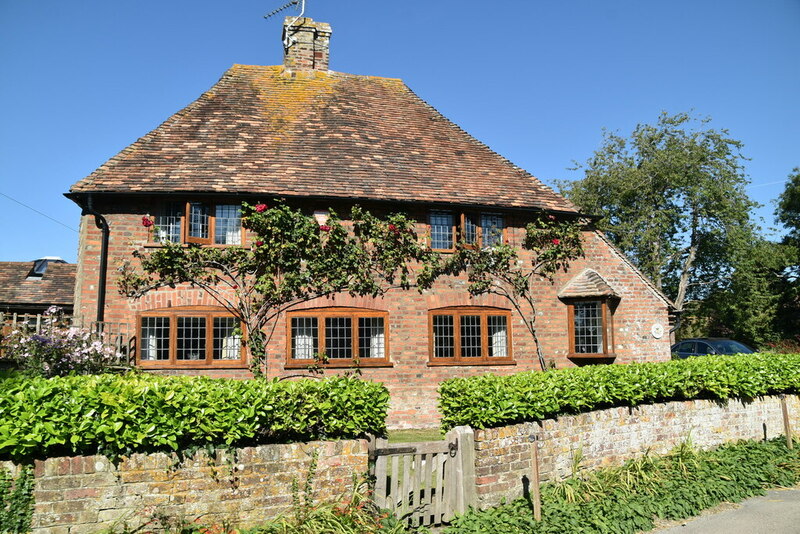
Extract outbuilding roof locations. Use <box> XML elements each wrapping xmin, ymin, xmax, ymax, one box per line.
<box><xmin>70</xmin><ymin>65</ymin><xmax>577</xmax><ymax>213</ymax></box>
<box><xmin>0</xmin><ymin>261</ymin><xmax>76</xmax><ymax>311</ymax></box>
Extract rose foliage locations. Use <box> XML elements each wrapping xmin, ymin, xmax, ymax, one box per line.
<box><xmin>119</xmin><ymin>203</ymin><xmax>441</xmax><ymax>376</ymax></box>
<box><xmin>442</xmin><ymin>216</ymin><xmax>584</xmax><ymax>370</ymax></box>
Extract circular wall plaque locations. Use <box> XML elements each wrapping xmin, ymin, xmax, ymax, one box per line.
<box><xmin>651</xmin><ymin>323</ymin><xmax>665</xmax><ymax>339</ymax></box>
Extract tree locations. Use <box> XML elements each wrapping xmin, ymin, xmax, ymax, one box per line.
<box><xmin>680</xmin><ymin>238</ymin><xmax>791</xmax><ymax>347</ymax></box>
<box><xmin>119</xmin><ymin>202</ymin><xmax>440</xmax><ymax>376</ymax></box>
<box><xmin>777</xmin><ymin>167</ymin><xmax>800</xmax><ymax>243</ymax></box>
<box><xmin>560</xmin><ymin>111</ymin><xmax>756</xmax><ymax>312</ymax></box>
<box><xmin>775</xmin><ymin>167</ymin><xmax>800</xmax><ymax>340</ymax></box>
<box><xmin>442</xmin><ymin>215</ymin><xmax>584</xmax><ymax>371</ymax></box>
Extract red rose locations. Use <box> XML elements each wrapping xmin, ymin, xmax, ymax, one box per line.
<box><xmin>388</xmin><ymin>224</ymin><xmax>397</xmax><ymax>232</ymax></box>
<box><xmin>255</xmin><ymin>240</ymin><xmax>264</xmax><ymax>247</ymax></box>
<box><xmin>142</xmin><ymin>216</ymin><xmax>154</xmax><ymax>228</ymax></box>
<box><xmin>551</xmin><ymin>238</ymin><xmax>561</xmax><ymax>245</ymax></box>
<box><xmin>232</xmin><ymin>284</ymin><xmax>238</xmax><ymax>290</ymax></box>
<box><xmin>255</xmin><ymin>203</ymin><xmax>268</xmax><ymax>213</ymax></box>
<box><xmin>320</xmin><ymin>224</ymin><xmax>331</xmax><ymax>232</ymax></box>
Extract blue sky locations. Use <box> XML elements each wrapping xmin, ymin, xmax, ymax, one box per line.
<box><xmin>1</xmin><ymin>0</ymin><xmax>798</xmax><ymax>263</ymax></box>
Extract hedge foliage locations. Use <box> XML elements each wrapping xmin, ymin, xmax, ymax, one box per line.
<box><xmin>439</xmin><ymin>353</ymin><xmax>800</xmax><ymax>430</ymax></box>
<box><xmin>0</xmin><ymin>373</ymin><xmax>389</xmax><ymax>463</ymax></box>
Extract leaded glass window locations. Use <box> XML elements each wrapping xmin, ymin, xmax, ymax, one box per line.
<box><xmin>573</xmin><ymin>301</ymin><xmax>603</xmax><ymax>354</ymax></box>
<box><xmin>430</xmin><ymin>212</ymin><xmax>455</xmax><ymax>250</ymax></box>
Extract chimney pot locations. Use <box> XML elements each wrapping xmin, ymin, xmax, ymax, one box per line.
<box><xmin>282</xmin><ymin>17</ymin><xmax>332</xmax><ymax>73</ymax></box>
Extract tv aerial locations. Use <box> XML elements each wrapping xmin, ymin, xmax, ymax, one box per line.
<box><xmin>264</xmin><ymin>0</ymin><xmax>307</xmax><ymax>49</ymax></box>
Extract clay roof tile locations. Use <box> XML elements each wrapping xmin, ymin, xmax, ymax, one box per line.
<box><xmin>558</xmin><ymin>269</ymin><xmax>619</xmax><ymax>299</ymax></box>
<box><xmin>70</xmin><ymin>65</ymin><xmax>577</xmax><ymax>213</ymax></box>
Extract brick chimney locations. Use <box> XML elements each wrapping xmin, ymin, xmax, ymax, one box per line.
<box><xmin>282</xmin><ymin>17</ymin><xmax>332</xmax><ymax>72</ymax></box>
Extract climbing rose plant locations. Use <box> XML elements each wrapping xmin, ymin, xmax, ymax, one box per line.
<box><xmin>119</xmin><ymin>202</ymin><xmax>442</xmax><ymax>377</ymax></box>
<box><xmin>0</xmin><ymin>307</ymin><xmax>124</xmax><ymax>377</ymax></box>
<box><xmin>440</xmin><ymin>215</ymin><xmax>585</xmax><ymax>371</ymax></box>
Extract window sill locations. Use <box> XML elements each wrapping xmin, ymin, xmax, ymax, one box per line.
<box><xmin>427</xmin><ymin>359</ymin><xmax>516</xmax><ymax>367</ymax></box>
<box><xmin>143</xmin><ymin>243</ymin><xmax>249</xmax><ymax>250</ymax></box>
<box><xmin>567</xmin><ymin>353</ymin><xmax>617</xmax><ymax>360</ymax></box>
<box><xmin>139</xmin><ymin>361</ymin><xmax>248</xmax><ymax>369</ymax></box>
<box><xmin>284</xmin><ymin>360</ymin><xmax>393</xmax><ymax>370</ymax></box>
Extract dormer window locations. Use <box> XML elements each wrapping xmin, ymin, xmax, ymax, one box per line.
<box><xmin>152</xmin><ymin>202</ymin><xmax>243</xmax><ymax>245</ymax></box>
<box><xmin>559</xmin><ymin>269</ymin><xmax>619</xmax><ymax>360</ymax></box>
<box><xmin>429</xmin><ymin>211</ymin><xmax>505</xmax><ymax>251</ymax></box>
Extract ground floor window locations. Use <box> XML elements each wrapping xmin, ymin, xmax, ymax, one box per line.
<box><xmin>286</xmin><ymin>308</ymin><xmax>390</xmax><ymax>368</ymax></box>
<box><xmin>138</xmin><ymin>307</ymin><xmax>244</xmax><ymax>367</ymax></box>
<box><xmin>429</xmin><ymin>307</ymin><xmax>514</xmax><ymax>365</ymax></box>
<box><xmin>567</xmin><ymin>299</ymin><xmax>615</xmax><ymax>358</ymax></box>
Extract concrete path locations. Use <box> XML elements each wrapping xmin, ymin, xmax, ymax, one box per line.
<box><xmin>651</xmin><ymin>486</ymin><xmax>800</xmax><ymax>534</ymax></box>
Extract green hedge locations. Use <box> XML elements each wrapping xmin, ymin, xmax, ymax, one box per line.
<box><xmin>0</xmin><ymin>373</ymin><xmax>389</xmax><ymax>463</ymax></box>
<box><xmin>439</xmin><ymin>353</ymin><xmax>800</xmax><ymax>430</ymax></box>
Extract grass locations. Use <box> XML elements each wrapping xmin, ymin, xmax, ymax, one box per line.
<box><xmin>387</xmin><ymin>428</ymin><xmax>443</xmax><ymax>443</ymax></box>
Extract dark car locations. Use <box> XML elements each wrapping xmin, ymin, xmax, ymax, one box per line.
<box><xmin>671</xmin><ymin>338</ymin><xmax>755</xmax><ymax>359</ymax></box>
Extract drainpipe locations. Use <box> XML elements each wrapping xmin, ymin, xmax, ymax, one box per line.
<box><xmin>81</xmin><ymin>195</ymin><xmax>110</xmax><ymax>324</ymax></box>
<box><xmin>668</xmin><ymin>310</ymin><xmax>682</xmax><ymax>345</ymax></box>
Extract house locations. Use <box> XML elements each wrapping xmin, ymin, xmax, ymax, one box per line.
<box><xmin>66</xmin><ymin>17</ymin><xmax>674</xmax><ymax>428</ymax></box>
<box><xmin>0</xmin><ymin>257</ymin><xmax>76</xmax><ymax>316</ymax></box>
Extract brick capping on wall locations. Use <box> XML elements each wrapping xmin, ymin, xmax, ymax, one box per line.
<box><xmin>5</xmin><ymin>396</ymin><xmax>794</xmax><ymax>531</ymax></box>
<box><xmin>473</xmin><ymin>394</ymin><xmax>800</xmax><ymax>508</ymax></box>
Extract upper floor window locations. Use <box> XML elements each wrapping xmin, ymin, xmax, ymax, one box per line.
<box><xmin>153</xmin><ymin>202</ymin><xmax>243</xmax><ymax>245</ymax></box>
<box><xmin>429</xmin><ymin>307</ymin><xmax>514</xmax><ymax>365</ymax></box>
<box><xmin>566</xmin><ymin>299</ymin><xmax>615</xmax><ymax>359</ymax></box>
<box><xmin>286</xmin><ymin>307</ymin><xmax>390</xmax><ymax>368</ymax></box>
<box><xmin>429</xmin><ymin>211</ymin><xmax>505</xmax><ymax>251</ymax></box>
<box><xmin>138</xmin><ymin>307</ymin><xmax>244</xmax><ymax>368</ymax></box>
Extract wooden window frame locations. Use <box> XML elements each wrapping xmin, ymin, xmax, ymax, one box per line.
<box><xmin>149</xmin><ymin>201</ymin><xmax>245</xmax><ymax>246</ymax></box>
<box><xmin>428</xmin><ymin>306</ymin><xmax>515</xmax><ymax>366</ymax></box>
<box><xmin>566</xmin><ymin>299</ymin><xmax>615</xmax><ymax>359</ymax></box>
<box><xmin>285</xmin><ymin>307</ymin><xmax>391</xmax><ymax>369</ymax></box>
<box><xmin>429</xmin><ymin>211</ymin><xmax>506</xmax><ymax>252</ymax></box>
<box><xmin>429</xmin><ymin>211</ymin><xmax>458</xmax><ymax>252</ymax></box>
<box><xmin>137</xmin><ymin>306</ymin><xmax>246</xmax><ymax>369</ymax></box>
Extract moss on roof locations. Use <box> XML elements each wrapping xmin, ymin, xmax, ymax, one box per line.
<box><xmin>71</xmin><ymin>65</ymin><xmax>577</xmax><ymax>213</ymax></box>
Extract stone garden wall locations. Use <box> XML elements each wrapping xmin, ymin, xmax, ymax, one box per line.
<box><xmin>1</xmin><ymin>439</ymin><xmax>368</xmax><ymax>534</ymax></box>
<box><xmin>6</xmin><ymin>395</ymin><xmax>798</xmax><ymax>530</ymax></box>
<box><xmin>473</xmin><ymin>394</ymin><xmax>800</xmax><ymax>507</ymax></box>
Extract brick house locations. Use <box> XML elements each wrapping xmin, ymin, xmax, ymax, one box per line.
<box><xmin>66</xmin><ymin>18</ymin><xmax>674</xmax><ymax>428</ymax></box>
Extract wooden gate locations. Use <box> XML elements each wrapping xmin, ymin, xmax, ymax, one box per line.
<box><xmin>370</xmin><ymin>426</ymin><xmax>476</xmax><ymax>528</ymax></box>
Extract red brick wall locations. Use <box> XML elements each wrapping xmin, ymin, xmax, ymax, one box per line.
<box><xmin>74</xmin><ymin>199</ymin><xmax>672</xmax><ymax>428</ymax></box>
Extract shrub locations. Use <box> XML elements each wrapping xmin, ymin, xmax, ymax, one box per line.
<box><xmin>445</xmin><ymin>438</ymin><xmax>800</xmax><ymax>534</ymax></box>
<box><xmin>0</xmin><ymin>373</ymin><xmax>389</xmax><ymax>463</ymax></box>
<box><xmin>438</xmin><ymin>352</ymin><xmax>800</xmax><ymax>430</ymax></box>
<box><xmin>0</xmin><ymin>306</ymin><xmax>124</xmax><ymax>377</ymax></box>
<box><xmin>763</xmin><ymin>336</ymin><xmax>800</xmax><ymax>354</ymax></box>
<box><xmin>0</xmin><ymin>465</ymin><xmax>34</xmax><ymax>533</ymax></box>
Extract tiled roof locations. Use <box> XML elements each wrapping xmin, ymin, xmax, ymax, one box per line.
<box><xmin>558</xmin><ymin>269</ymin><xmax>619</xmax><ymax>299</ymax></box>
<box><xmin>70</xmin><ymin>65</ymin><xmax>577</xmax><ymax>213</ymax></box>
<box><xmin>0</xmin><ymin>262</ymin><xmax>76</xmax><ymax>309</ymax></box>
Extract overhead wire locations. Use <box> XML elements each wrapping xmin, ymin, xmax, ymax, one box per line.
<box><xmin>0</xmin><ymin>191</ymin><xmax>78</xmax><ymax>233</ymax></box>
